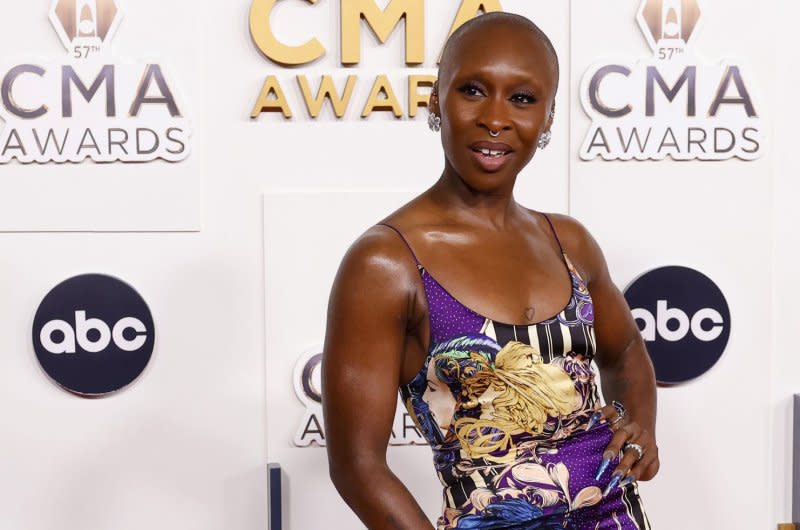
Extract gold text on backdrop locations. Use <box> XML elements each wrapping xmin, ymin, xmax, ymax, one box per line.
<box><xmin>248</xmin><ymin>0</ymin><xmax>502</xmax><ymax>120</ymax></box>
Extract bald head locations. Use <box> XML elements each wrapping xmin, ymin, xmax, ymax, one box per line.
<box><xmin>438</xmin><ymin>12</ymin><xmax>560</xmax><ymax>94</ymax></box>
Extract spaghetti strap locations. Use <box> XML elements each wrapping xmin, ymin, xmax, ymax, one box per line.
<box><xmin>377</xmin><ymin>223</ymin><xmax>423</xmax><ymax>269</ymax></box>
<box><xmin>541</xmin><ymin>213</ymin><xmax>565</xmax><ymax>254</ymax></box>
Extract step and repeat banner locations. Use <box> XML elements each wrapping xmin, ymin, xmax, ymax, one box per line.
<box><xmin>1</xmin><ymin>1</ymin><xmax>788</xmax><ymax>529</ymax></box>
<box><xmin>570</xmin><ymin>1</ymin><xmax>771</xmax><ymax>528</ymax></box>
<box><xmin>0</xmin><ymin>0</ymin><xmax>202</xmax><ymax>230</ymax></box>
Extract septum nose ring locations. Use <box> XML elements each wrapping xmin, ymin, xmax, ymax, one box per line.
<box><xmin>489</xmin><ymin>130</ymin><xmax>500</xmax><ymax>138</ymax></box>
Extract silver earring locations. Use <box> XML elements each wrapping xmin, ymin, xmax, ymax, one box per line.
<box><xmin>538</xmin><ymin>130</ymin><xmax>552</xmax><ymax>150</ymax></box>
<box><xmin>427</xmin><ymin>111</ymin><xmax>441</xmax><ymax>132</ymax></box>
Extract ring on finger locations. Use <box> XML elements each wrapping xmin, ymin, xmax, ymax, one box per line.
<box><xmin>612</xmin><ymin>400</ymin><xmax>626</xmax><ymax>415</ymax></box>
<box><xmin>623</xmin><ymin>442</ymin><xmax>645</xmax><ymax>461</ymax></box>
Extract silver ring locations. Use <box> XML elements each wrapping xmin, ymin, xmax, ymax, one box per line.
<box><xmin>623</xmin><ymin>442</ymin><xmax>645</xmax><ymax>461</ymax></box>
<box><xmin>489</xmin><ymin>130</ymin><xmax>500</xmax><ymax>138</ymax></box>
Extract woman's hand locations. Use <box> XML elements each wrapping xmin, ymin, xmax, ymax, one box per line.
<box><xmin>548</xmin><ymin>214</ymin><xmax>660</xmax><ymax>496</ymax></box>
<box><xmin>590</xmin><ymin>403</ymin><xmax>660</xmax><ymax>495</ymax></box>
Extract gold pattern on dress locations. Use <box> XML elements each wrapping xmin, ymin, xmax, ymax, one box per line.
<box><xmin>453</xmin><ymin>341</ymin><xmax>580</xmax><ymax>461</ymax></box>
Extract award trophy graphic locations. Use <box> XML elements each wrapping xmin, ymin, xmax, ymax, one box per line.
<box><xmin>50</xmin><ymin>0</ymin><xmax>121</xmax><ymax>56</ymax></box>
<box><xmin>660</xmin><ymin>0</ymin><xmax>682</xmax><ymax>41</ymax></box>
<box><xmin>76</xmin><ymin>0</ymin><xmax>99</xmax><ymax>38</ymax></box>
<box><xmin>637</xmin><ymin>0</ymin><xmax>702</xmax><ymax>54</ymax></box>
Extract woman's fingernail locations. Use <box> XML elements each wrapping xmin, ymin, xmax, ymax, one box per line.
<box><xmin>594</xmin><ymin>457</ymin><xmax>611</xmax><ymax>480</ymax></box>
<box><xmin>620</xmin><ymin>475</ymin><xmax>635</xmax><ymax>487</ymax></box>
<box><xmin>587</xmin><ymin>411</ymin><xmax>602</xmax><ymax>430</ymax></box>
<box><xmin>603</xmin><ymin>474</ymin><xmax>622</xmax><ymax>497</ymax></box>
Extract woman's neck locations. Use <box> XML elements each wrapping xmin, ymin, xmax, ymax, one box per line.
<box><xmin>428</xmin><ymin>168</ymin><xmax>523</xmax><ymax>231</ymax></box>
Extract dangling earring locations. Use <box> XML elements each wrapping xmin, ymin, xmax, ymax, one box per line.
<box><xmin>538</xmin><ymin>130</ymin><xmax>552</xmax><ymax>150</ymax></box>
<box><xmin>427</xmin><ymin>110</ymin><xmax>441</xmax><ymax>132</ymax></box>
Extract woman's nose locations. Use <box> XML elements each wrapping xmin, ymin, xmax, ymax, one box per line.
<box><xmin>477</xmin><ymin>96</ymin><xmax>511</xmax><ymax>134</ymax></box>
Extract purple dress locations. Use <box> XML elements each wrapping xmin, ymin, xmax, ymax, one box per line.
<box><xmin>382</xmin><ymin>218</ymin><xmax>651</xmax><ymax>530</ymax></box>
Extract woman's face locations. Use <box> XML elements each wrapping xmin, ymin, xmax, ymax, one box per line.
<box><xmin>433</xmin><ymin>22</ymin><xmax>558</xmax><ymax>192</ymax></box>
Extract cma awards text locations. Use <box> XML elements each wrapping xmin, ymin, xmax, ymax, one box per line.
<box><xmin>0</xmin><ymin>63</ymin><xmax>189</xmax><ymax>163</ymax></box>
<box><xmin>295</xmin><ymin>408</ymin><xmax>425</xmax><ymax>447</ymax></box>
<box><xmin>249</xmin><ymin>0</ymin><xmax>502</xmax><ymax>120</ymax></box>
<box><xmin>580</xmin><ymin>59</ymin><xmax>763</xmax><ymax>161</ymax></box>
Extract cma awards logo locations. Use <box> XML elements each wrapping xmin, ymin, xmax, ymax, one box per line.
<box><xmin>579</xmin><ymin>0</ymin><xmax>763</xmax><ymax>161</ymax></box>
<box><xmin>0</xmin><ymin>0</ymin><xmax>191</xmax><ymax>163</ymax></box>
<box><xmin>292</xmin><ymin>348</ymin><xmax>425</xmax><ymax>447</ymax></box>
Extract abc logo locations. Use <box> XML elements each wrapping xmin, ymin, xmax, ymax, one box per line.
<box><xmin>40</xmin><ymin>311</ymin><xmax>147</xmax><ymax>354</ymax></box>
<box><xmin>32</xmin><ymin>274</ymin><xmax>155</xmax><ymax>396</ymax></box>
<box><xmin>624</xmin><ymin>266</ymin><xmax>730</xmax><ymax>385</ymax></box>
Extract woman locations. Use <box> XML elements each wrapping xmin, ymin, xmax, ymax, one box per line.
<box><xmin>322</xmin><ymin>12</ymin><xmax>658</xmax><ymax>530</ymax></box>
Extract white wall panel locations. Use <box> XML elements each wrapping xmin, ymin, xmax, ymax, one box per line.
<box><xmin>0</xmin><ymin>0</ymin><xmax>205</xmax><ymax>231</ymax></box>
<box><xmin>570</xmin><ymin>1</ymin><xmax>775</xmax><ymax>528</ymax></box>
<box><xmin>772</xmin><ymin>7</ymin><xmax>799</xmax><ymax>524</ymax></box>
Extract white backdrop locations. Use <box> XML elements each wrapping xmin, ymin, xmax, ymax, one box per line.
<box><xmin>570</xmin><ymin>1</ymin><xmax>774</xmax><ymax>528</ymax></box>
<box><xmin>0</xmin><ymin>0</ymin><xmax>205</xmax><ymax>231</ymax></box>
<box><xmin>0</xmin><ymin>1</ymin><xmax>795</xmax><ymax>529</ymax></box>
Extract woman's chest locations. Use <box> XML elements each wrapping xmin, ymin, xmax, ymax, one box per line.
<box><xmin>417</xmin><ymin>237</ymin><xmax>574</xmax><ymax>327</ymax></box>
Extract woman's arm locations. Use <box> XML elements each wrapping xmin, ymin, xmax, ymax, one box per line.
<box><xmin>322</xmin><ymin>229</ymin><xmax>434</xmax><ymax>530</ymax></box>
<box><xmin>555</xmin><ymin>215</ymin><xmax>660</xmax><ymax>485</ymax></box>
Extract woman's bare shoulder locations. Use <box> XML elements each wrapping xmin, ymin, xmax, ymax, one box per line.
<box><xmin>525</xmin><ymin>210</ymin><xmax>608</xmax><ymax>283</ymax></box>
<box><xmin>331</xmin><ymin>221</ymin><xmax>423</xmax><ymax>309</ymax></box>
<box><xmin>541</xmin><ymin>212</ymin><xmax>591</xmax><ymax>243</ymax></box>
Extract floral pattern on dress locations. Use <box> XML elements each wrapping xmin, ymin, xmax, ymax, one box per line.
<box><xmin>399</xmin><ymin>251</ymin><xmax>649</xmax><ymax>530</ymax></box>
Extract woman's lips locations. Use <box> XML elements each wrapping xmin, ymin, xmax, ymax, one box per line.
<box><xmin>469</xmin><ymin>142</ymin><xmax>513</xmax><ymax>172</ymax></box>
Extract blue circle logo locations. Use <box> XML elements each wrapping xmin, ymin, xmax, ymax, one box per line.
<box><xmin>624</xmin><ymin>266</ymin><xmax>730</xmax><ymax>385</ymax></box>
<box><xmin>32</xmin><ymin>274</ymin><xmax>155</xmax><ymax>396</ymax></box>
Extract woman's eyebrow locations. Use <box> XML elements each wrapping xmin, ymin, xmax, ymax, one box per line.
<box><xmin>452</xmin><ymin>69</ymin><xmax>547</xmax><ymax>90</ymax></box>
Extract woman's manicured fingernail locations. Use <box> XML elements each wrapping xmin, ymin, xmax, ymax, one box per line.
<box><xmin>587</xmin><ymin>411</ymin><xmax>602</xmax><ymax>430</ymax></box>
<box><xmin>594</xmin><ymin>457</ymin><xmax>611</xmax><ymax>480</ymax></box>
<box><xmin>603</xmin><ymin>474</ymin><xmax>622</xmax><ymax>497</ymax></box>
<box><xmin>620</xmin><ymin>475</ymin><xmax>635</xmax><ymax>487</ymax></box>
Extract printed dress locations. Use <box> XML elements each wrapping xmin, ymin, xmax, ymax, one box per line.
<box><xmin>382</xmin><ymin>220</ymin><xmax>651</xmax><ymax>530</ymax></box>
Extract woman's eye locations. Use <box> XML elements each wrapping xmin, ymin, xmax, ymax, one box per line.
<box><xmin>459</xmin><ymin>83</ymin><xmax>484</xmax><ymax>97</ymax></box>
<box><xmin>511</xmin><ymin>93</ymin><xmax>536</xmax><ymax>104</ymax></box>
